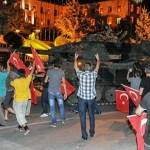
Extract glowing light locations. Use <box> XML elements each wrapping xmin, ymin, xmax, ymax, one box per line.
<box><xmin>131</xmin><ymin>0</ymin><xmax>143</xmax><ymax>4</ymax></box>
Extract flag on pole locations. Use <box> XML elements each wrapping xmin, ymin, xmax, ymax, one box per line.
<box><xmin>127</xmin><ymin>113</ymin><xmax>147</xmax><ymax>150</ymax></box>
<box><xmin>122</xmin><ymin>84</ymin><xmax>141</xmax><ymax>107</ymax></box>
<box><xmin>31</xmin><ymin>47</ymin><xmax>45</xmax><ymax>73</ymax></box>
<box><xmin>61</xmin><ymin>79</ymin><xmax>75</xmax><ymax>100</ymax></box>
<box><xmin>30</xmin><ymin>83</ymin><xmax>38</xmax><ymax>105</ymax></box>
<box><xmin>115</xmin><ymin>90</ymin><xmax>129</xmax><ymax>113</ymax></box>
<box><xmin>9</xmin><ymin>52</ymin><xmax>27</xmax><ymax>70</ymax></box>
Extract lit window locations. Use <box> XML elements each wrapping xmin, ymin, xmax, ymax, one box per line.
<box><xmin>25</xmin><ymin>3</ymin><xmax>29</xmax><ymax>10</ymax></box>
<box><xmin>108</xmin><ymin>6</ymin><xmax>112</xmax><ymax>13</ymax></box>
<box><xmin>116</xmin><ymin>17</ymin><xmax>121</xmax><ymax>24</ymax></box>
<box><xmin>117</xmin><ymin>6</ymin><xmax>121</xmax><ymax>13</ymax></box>
<box><xmin>107</xmin><ymin>16</ymin><xmax>112</xmax><ymax>25</ymax></box>
<box><xmin>131</xmin><ymin>16</ymin><xmax>134</xmax><ymax>23</ymax></box>
<box><xmin>99</xmin><ymin>8</ymin><xmax>103</xmax><ymax>14</ymax></box>
<box><xmin>130</xmin><ymin>4</ymin><xmax>134</xmax><ymax>12</ymax></box>
<box><xmin>136</xmin><ymin>6</ymin><xmax>140</xmax><ymax>14</ymax></box>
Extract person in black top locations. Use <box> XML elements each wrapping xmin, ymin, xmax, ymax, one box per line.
<box><xmin>136</xmin><ymin>66</ymin><xmax>150</xmax><ymax>150</ymax></box>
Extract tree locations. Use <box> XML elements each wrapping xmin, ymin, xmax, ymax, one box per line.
<box><xmin>135</xmin><ymin>8</ymin><xmax>150</xmax><ymax>41</ymax></box>
<box><xmin>0</xmin><ymin>1</ymin><xmax>26</xmax><ymax>35</ymax></box>
<box><xmin>55</xmin><ymin>0</ymin><xmax>101</xmax><ymax>42</ymax></box>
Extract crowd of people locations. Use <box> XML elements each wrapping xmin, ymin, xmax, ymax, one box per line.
<box><xmin>0</xmin><ymin>51</ymin><xmax>150</xmax><ymax>150</ymax></box>
<box><xmin>0</xmin><ymin>52</ymin><xmax>100</xmax><ymax>139</ymax></box>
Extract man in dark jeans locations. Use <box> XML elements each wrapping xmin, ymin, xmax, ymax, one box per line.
<box><xmin>45</xmin><ymin>59</ymin><xmax>67</xmax><ymax>127</ymax></box>
<box><xmin>40</xmin><ymin>82</ymin><xmax>49</xmax><ymax>117</ymax></box>
<box><xmin>136</xmin><ymin>66</ymin><xmax>150</xmax><ymax>150</ymax></box>
<box><xmin>74</xmin><ymin>53</ymin><xmax>100</xmax><ymax>140</ymax></box>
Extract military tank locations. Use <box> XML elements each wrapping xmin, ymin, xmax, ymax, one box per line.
<box><xmin>49</xmin><ymin>40</ymin><xmax>150</xmax><ymax>105</ymax></box>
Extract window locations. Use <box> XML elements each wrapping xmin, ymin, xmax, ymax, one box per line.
<box><xmin>117</xmin><ymin>6</ymin><xmax>121</xmax><ymax>13</ymax></box>
<box><xmin>130</xmin><ymin>4</ymin><xmax>134</xmax><ymax>12</ymax></box>
<box><xmin>99</xmin><ymin>8</ymin><xmax>103</xmax><ymax>14</ymax></box>
<box><xmin>108</xmin><ymin>6</ymin><xmax>112</xmax><ymax>13</ymax></box>
<box><xmin>47</xmin><ymin>19</ymin><xmax>50</xmax><ymax>26</ymax></box>
<box><xmin>54</xmin><ymin>9</ymin><xmax>57</xmax><ymax>16</ymax></box>
<box><xmin>116</xmin><ymin>17</ymin><xmax>121</xmax><ymax>24</ymax></box>
<box><xmin>40</xmin><ymin>7</ymin><xmax>43</xmax><ymax>14</ymax></box>
<box><xmin>25</xmin><ymin>3</ymin><xmax>29</xmax><ymax>10</ymax></box>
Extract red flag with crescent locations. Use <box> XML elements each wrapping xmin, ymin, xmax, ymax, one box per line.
<box><xmin>31</xmin><ymin>47</ymin><xmax>45</xmax><ymax>73</ymax></box>
<box><xmin>115</xmin><ymin>90</ymin><xmax>129</xmax><ymax>113</ymax></box>
<box><xmin>9</xmin><ymin>52</ymin><xmax>29</xmax><ymax>72</ymax></box>
<box><xmin>127</xmin><ymin>113</ymin><xmax>147</xmax><ymax>150</ymax></box>
<box><xmin>61</xmin><ymin>79</ymin><xmax>75</xmax><ymax>99</ymax></box>
<box><xmin>122</xmin><ymin>84</ymin><xmax>141</xmax><ymax>107</ymax></box>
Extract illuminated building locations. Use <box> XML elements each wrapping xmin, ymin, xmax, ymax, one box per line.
<box><xmin>18</xmin><ymin>0</ymin><xmax>142</xmax><ymax>38</ymax></box>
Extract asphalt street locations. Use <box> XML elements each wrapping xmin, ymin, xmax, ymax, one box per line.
<box><xmin>0</xmin><ymin>104</ymin><xmax>137</xmax><ymax>150</ymax></box>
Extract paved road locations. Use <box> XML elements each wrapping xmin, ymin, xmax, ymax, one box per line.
<box><xmin>0</xmin><ymin>107</ymin><xmax>136</xmax><ymax>150</ymax></box>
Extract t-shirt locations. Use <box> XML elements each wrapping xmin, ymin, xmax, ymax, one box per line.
<box><xmin>140</xmin><ymin>92</ymin><xmax>150</xmax><ymax>146</ymax></box>
<box><xmin>140</xmin><ymin>77</ymin><xmax>150</xmax><ymax>97</ymax></box>
<box><xmin>48</xmin><ymin>68</ymin><xmax>65</xmax><ymax>93</ymax></box>
<box><xmin>76</xmin><ymin>70</ymin><xmax>97</xmax><ymax>100</ymax></box>
<box><xmin>0</xmin><ymin>72</ymin><xmax>8</xmax><ymax>97</ymax></box>
<box><xmin>10</xmin><ymin>75</ymin><xmax>32</xmax><ymax>102</ymax></box>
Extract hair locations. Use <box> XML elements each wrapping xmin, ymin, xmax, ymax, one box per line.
<box><xmin>83</xmin><ymin>61</ymin><xmax>93</xmax><ymax>71</ymax></box>
<box><xmin>53</xmin><ymin>58</ymin><xmax>61</xmax><ymax>68</ymax></box>
<box><xmin>17</xmin><ymin>69</ymin><xmax>26</xmax><ymax>78</ymax></box>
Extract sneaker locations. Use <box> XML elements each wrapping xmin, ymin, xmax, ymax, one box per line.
<box><xmin>23</xmin><ymin>125</ymin><xmax>30</xmax><ymax>135</ymax></box>
<box><xmin>17</xmin><ymin>125</ymin><xmax>23</xmax><ymax>132</ymax></box>
<box><xmin>24</xmin><ymin>129</ymin><xmax>30</xmax><ymax>135</ymax></box>
<box><xmin>40</xmin><ymin>113</ymin><xmax>48</xmax><ymax>118</ymax></box>
<box><xmin>50</xmin><ymin>123</ymin><xmax>57</xmax><ymax>128</ymax></box>
<box><xmin>62</xmin><ymin>121</ymin><xmax>65</xmax><ymax>125</ymax></box>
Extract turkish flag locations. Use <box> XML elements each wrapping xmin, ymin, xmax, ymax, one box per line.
<box><xmin>127</xmin><ymin>113</ymin><xmax>147</xmax><ymax>150</ymax></box>
<box><xmin>122</xmin><ymin>84</ymin><xmax>141</xmax><ymax>107</ymax></box>
<box><xmin>61</xmin><ymin>80</ymin><xmax>75</xmax><ymax>99</ymax></box>
<box><xmin>9</xmin><ymin>52</ymin><xmax>27</xmax><ymax>70</ymax></box>
<box><xmin>31</xmin><ymin>47</ymin><xmax>45</xmax><ymax>73</ymax></box>
<box><xmin>115</xmin><ymin>90</ymin><xmax>129</xmax><ymax>113</ymax></box>
<box><xmin>30</xmin><ymin>83</ymin><xmax>38</xmax><ymax>105</ymax></box>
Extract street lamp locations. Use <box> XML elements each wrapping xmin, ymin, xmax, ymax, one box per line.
<box><xmin>3</xmin><ymin>0</ymin><xmax>7</xmax><ymax>5</ymax></box>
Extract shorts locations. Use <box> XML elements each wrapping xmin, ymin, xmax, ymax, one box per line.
<box><xmin>2</xmin><ymin>91</ymin><xmax>14</xmax><ymax>109</ymax></box>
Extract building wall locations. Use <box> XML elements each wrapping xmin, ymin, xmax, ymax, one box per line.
<box><xmin>20</xmin><ymin>0</ymin><xmax>65</xmax><ymax>28</ymax></box>
<box><xmin>98</xmin><ymin>0</ymin><xmax>129</xmax><ymax>27</ymax></box>
<box><xmin>19</xmin><ymin>0</ymin><xmax>141</xmax><ymax>39</ymax></box>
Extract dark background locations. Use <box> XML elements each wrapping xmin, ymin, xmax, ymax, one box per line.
<box><xmin>41</xmin><ymin>0</ymin><xmax>150</xmax><ymax>9</ymax></box>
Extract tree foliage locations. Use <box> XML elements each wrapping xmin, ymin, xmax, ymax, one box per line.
<box><xmin>135</xmin><ymin>8</ymin><xmax>150</xmax><ymax>41</ymax></box>
<box><xmin>0</xmin><ymin>1</ymin><xmax>26</xmax><ymax>35</ymax></box>
<box><xmin>55</xmin><ymin>0</ymin><xmax>101</xmax><ymax>42</ymax></box>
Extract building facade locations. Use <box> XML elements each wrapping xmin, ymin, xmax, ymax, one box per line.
<box><xmin>19</xmin><ymin>0</ymin><xmax>141</xmax><ymax>40</ymax></box>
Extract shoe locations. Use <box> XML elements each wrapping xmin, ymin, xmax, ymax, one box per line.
<box><xmin>17</xmin><ymin>125</ymin><xmax>23</xmax><ymax>132</ymax></box>
<box><xmin>24</xmin><ymin>129</ymin><xmax>30</xmax><ymax>135</ymax></box>
<box><xmin>62</xmin><ymin>121</ymin><xmax>65</xmax><ymax>125</ymax></box>
<box><xmin>90</xmin><ymin>133</ymin><xmax>95</xmax><ymax>137</ymax></box>
<box><xmin>23</xmin><ymin>125</ymin><xmax>30</xmax><ymax>135</ymax></box>
<box><xmin>50</xmin><ymin>123</ymin><xmax>57</xmax><ymax>128</ymax></box>
<box><xmin>40</xmin><ymin>113</ymin><xmax>48</xmax><ymax>118</ymax></box>
<box><xmin>89</xmin><ymin>130</ymin><xmax>95</xmax><ymax>137</ymax></box>
<box><xmin>0</xmin><ymin>124</ymin><xmax>5</xmax><ymax>127</ymax></box>
<box><xmin>82</xmin><ymin>136</ymin><xmax>88</xmax><ymax>140</ymax></box>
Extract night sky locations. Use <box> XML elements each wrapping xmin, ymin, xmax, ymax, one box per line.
<box><xmin>41</xmin><ymin>0</ymin><xmax>102</xmax><ymax>4</ymax></box>
<box><xmin>42</xmin><ymin>0</ymin><xmax>150</xmax><ymax>10</ymax></box>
